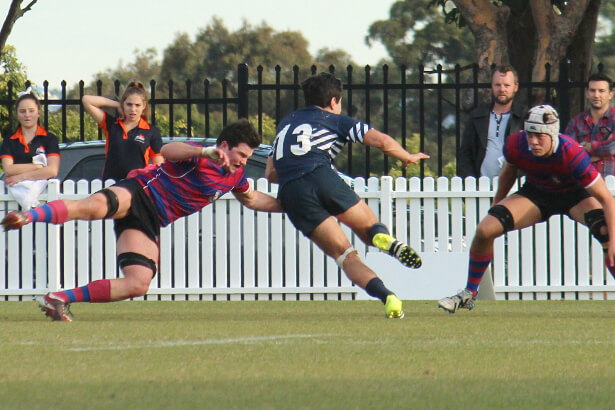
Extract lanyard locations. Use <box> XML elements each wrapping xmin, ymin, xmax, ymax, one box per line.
<box><xmin>492</xmin><ymin>111</ymin><xmax>510</xmax><ymax>138</ymax></box>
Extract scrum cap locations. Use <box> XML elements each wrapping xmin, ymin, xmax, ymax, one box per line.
<box><xmin>524</xmin><ymin>104</ymin><xmax>560</xmax><ymax>151</ymax></box>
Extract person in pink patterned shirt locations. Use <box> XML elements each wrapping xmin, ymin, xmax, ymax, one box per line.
<box><xmin>565</xmin><ymin>73</ymin><xmax>615</xmax><ymax>176</ymax></box>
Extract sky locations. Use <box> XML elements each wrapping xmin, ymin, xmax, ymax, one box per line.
<box><xmin>8</xmin><ymin>0</ymin><xmax>397</xmax><ymax>89</ymax></box>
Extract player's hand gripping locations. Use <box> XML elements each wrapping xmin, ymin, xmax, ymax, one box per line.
<box><xmin>200</xmin><ymin>146</ymin><xmax>229</xmax><ymax>169</ymax></box>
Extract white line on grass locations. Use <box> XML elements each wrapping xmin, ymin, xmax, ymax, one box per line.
<box><xmin>66</xmin><ymin>334</ymin><xmax>335</xmax><ymax>352</ymax></box>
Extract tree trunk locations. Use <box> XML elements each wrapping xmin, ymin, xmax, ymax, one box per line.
<box><xmin>564</xmin><ymin>0</ymin><xmax>602</xmax><ymax>117</ymax></box>
<box><xmin>0</xmin><ymin>0</ymin><xmax>37</xmax><ymax>59</ymax></box>
<box><xmin>452</xmin><ymin>0</ymin><xmax>511</xmax><ymax>107</ymax></box>
<box><xmin>529</xmin><ymin>0</ymin><xmax>591</xmax><ymax>105</ymax></box>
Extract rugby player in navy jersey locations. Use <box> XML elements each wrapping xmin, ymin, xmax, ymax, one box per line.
<box><xmin>82</xmin><ymin>81</ymin><xmax>164</xmax><ymax>181</ymax></box>
<box><xmin>265</xmin><ymin>72</ymin><xmax>429</xmax><ymax>319</ymax></box>
<box><xmin>439</xmin><ymin>105</ymin><xmax>615</xmax><ymax>313</ymax></box>
<box><xmin>1</xmin><ymin>120</ymin><xmax>283</xmax><ymax>321</ymax></box>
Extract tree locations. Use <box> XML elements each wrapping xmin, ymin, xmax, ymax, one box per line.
<box><xmin>594</xmin><ymin>1</ymin><xmax>615</xmax><ymax>74</ymax></box>
<box><xmin>77</xmin><ymin>48</ymin><xmax>161</xmax><ymax>98</ymax></box>
<box><xmin>0</xmin><ymin>44</ymin><xmax>28</xmax><ymax>134</ymax></box>
<box><xmin>157</xmin><ymin>18</ymin><xmax>358</xmax><ymax>135</ymax></box>
<box><xmin>0</xmin><ymin>0</ymin><xmax>37</xmax><ymax>61</ymax></box>
<box><xmin>432</xmin><ymin>0</ymin><xmax>602</xmax><ymax>105</ymax></box>
<box><xmin>160</xmin><ymin>18</ymin><xmax>314</xmax><ymax>94</ymax></box>
<box><xmin>367</xmin><ymin>0</ymin><xmax>475</xmax><ymax>69</ymax></box>
<box><xmin>369</xmin><ymin>1</ymin><xmax>605</xmax><ymax>106</ymax></box>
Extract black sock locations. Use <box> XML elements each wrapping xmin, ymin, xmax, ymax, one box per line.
<box><xmin>365</xmin><ymin>277</ymin><xmax>394</xmax><ymax>303</ymax></box>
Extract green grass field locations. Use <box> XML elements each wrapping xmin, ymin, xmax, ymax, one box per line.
<box><xmin>0</xmin><ymin>299</ymin><xmax>613</xmax><ymax>409</ymax></box>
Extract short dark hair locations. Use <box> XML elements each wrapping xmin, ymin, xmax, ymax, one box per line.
<box><xmin>491</xmin><ymin>64</ymin><xmax>518</xmax><ymax>84</ymax></box>
<box><xmin>217</xmin><ymin>119</ymin><xmax>261</xmax><ymax>149</ymax></box>
<box><xmin>587</xmin><ymin>72</ymin><xmax>613</xmax><ymax>91</ymax></box>
<box><xmin>301</xmin><ymin>73</ymin><xmax>342</xmax><ymax>107</ymax></box>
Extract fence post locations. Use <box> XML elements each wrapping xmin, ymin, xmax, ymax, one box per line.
<box><xmin>237</xmin><ymin>63</ymin><xmax>249</xmax><ymax>119</ymax></box>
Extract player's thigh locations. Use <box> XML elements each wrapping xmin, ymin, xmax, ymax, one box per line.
<box><xmin>75</xmin><ymin>186</ymin><xmax>132</xmax><ymax>219</ymax></box>
<box><xmin>335</xmin><ymin>200</ymin><xmax>377</xmax><ymax>234</ymax></box>
<box><xmin>567</xmin><ymin>196</ymin><xmax>602</xmax><ymax>223</ymax></box>
<box><xmin>116</xmin><ymin>228</ymin><xmax>159</xmax><ymax>261</ymax></box>
<box><xmin>309</xmin><ymin>216</ymin><xmax>353</xmax><ymax>259</ymax></box>
<box><xmin>493</xmin><ymin>194</ymin><xmax>543</xmax><ymax>230</ymax></box>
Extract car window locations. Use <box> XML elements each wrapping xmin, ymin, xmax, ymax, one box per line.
<box><xmin>63</xmin><ymin>154</ymin><xmax>106</xmax><ymax>182</ymax></box>
<box><xmin>58</xmin><ymin>139</ymin><xmax>272</xmax><ymax>182</ymax></box>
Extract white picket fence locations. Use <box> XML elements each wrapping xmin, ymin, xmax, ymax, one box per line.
<box><xmin>1</xmin><ymin>176</ymin><xmax>614</xmax><ymax>301</ymax></box>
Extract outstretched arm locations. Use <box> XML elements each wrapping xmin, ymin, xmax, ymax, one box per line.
<box><xmin>362</xmin><ymin>129</ymin><xmax>429</xmax><ymax>168</ymax></box>
<box><xmin>161</xmin><ymin>142</ymin><xmax>228</xmax><ymax>168</ymax></box>
<box><xmin>233</xmin><ymin>189</ymin><xmax>283</xmax><ymax>212</ymax></box>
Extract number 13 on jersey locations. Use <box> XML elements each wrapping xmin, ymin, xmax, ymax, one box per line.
<box><xmin>274</xmin><ymin>123</ymin><xmax>313</xmax><ymax>160</ymax></box>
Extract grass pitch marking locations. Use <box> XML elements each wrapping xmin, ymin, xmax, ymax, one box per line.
<box><xmin>62</xmin><ymin>334</ymin><xmax>336</xmax><ymax>351</ymax></box>
<box><xmin>10</xmin><ymin>334</ymin><xmax>614</xmax><ymax>352</ymax></box>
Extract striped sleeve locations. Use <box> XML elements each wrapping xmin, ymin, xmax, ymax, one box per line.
<box><xmin>338</xmin><ymin>115</ymin><xmax>370</xmax><ymax>143</ymax></box>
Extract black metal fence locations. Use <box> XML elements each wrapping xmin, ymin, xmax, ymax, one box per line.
<box><xmin>0</xmin><ymin>61</ymin><xmax>605</xmax><ymax>178</ymax></box>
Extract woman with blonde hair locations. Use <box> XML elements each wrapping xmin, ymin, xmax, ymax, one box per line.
<box><xmin>82</xmin><ymin>81</ymin><xmax>163</xmax><ymax>181</ymax></box>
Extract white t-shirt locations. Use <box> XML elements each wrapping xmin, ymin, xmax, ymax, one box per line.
<box><xmin>480</xmin><ymin>111</ymin><xmax>511</xmax><ymax>178</ymax></box>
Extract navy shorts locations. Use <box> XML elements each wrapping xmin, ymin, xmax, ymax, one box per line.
<box><xmin>110</xmin><ymin>178</ymin><xmax>160</xmax><ymax>243</ymax></box>
<box><xmin>278</xmin><ymin>166</ymin><xmax>360</xmax><ymax>236</ymax></box>
<box><xmin>515</xmin><ymin>182</ymin><xmax>590</xmax><ymax>221</ymax></box>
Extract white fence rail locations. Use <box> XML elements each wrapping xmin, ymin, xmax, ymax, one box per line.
<box><xmin>1</xmin><ymin>176</ymin><xmax>614</xmax><ymax>301</ymax></box>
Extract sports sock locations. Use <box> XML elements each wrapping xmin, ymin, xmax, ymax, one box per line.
<box><xmin>50</xmin><ymin>279</ymin><xmax>111</xmax><ymax>303</ymax></box>
<box><xmin>26</xmin><ymin>200</ymin><xmax>69</xmax><ymax>224</ymax></box>
<box><xmin>368</xmin><ymin>223</ymin><xmax>390</xmax><ymax>244</ymax></box>
<box><xmin>365</xmin><ymin>277</ymin><xmax>394</xmax><ymax>303</ymax></box>
<box><xmin>466</xmin><ymin>251</ymin><xmax>493</xmax><ymax>297</ymax></box>
<box><xmin>86</xmin><ymin>279</ymin><xmax>112</xmax><ymax>302</ymax></box>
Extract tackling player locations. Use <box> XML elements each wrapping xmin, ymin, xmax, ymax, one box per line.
<box><xmin>2</xmin><ymin>120</ymin><xmax>283</xmax><ymax>321</ymax></box>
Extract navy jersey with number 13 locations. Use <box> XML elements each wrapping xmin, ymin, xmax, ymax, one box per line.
<box><xmin>271</xmin><ymin>106</ymin><xmax>370</xmax><ymax>186</ymax></box>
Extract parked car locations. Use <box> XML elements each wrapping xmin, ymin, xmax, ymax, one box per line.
<box><xmin>57</xmin><ymin>137</ymin><xmax>271</xmax><ymax>182</ymax></box>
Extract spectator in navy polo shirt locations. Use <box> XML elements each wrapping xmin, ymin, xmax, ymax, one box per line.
<box><xmin>0</xmin><ymin>89</ymin><xmax>61</xmax><ymax>209</ymax></box>
<box><xmin>82</xmin><ymin>81</ymin><xmax>164</xmax><ymax>181</ymax></box>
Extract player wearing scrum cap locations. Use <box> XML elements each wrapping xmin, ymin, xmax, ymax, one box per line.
<box><xmin>438</xmin><ymin>104</ymin><xmax>615</xmax><ymax>313</ymax></box>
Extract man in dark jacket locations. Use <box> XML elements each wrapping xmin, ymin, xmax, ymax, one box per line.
<box><xmin>457</xmin><ymin>65</ymin><xmax>525</xmax><ymax>178</ymax></box>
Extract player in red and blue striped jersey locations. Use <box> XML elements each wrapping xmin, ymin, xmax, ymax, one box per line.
<box><xmin>1</xmin><ymin>120</ymin><xmax>282</xmax><ymax>321</ymax></box>
<box><xmin>439</xmin><ymin>105</ymin><xmax>615</xmax><ymax>313</ymax></box>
